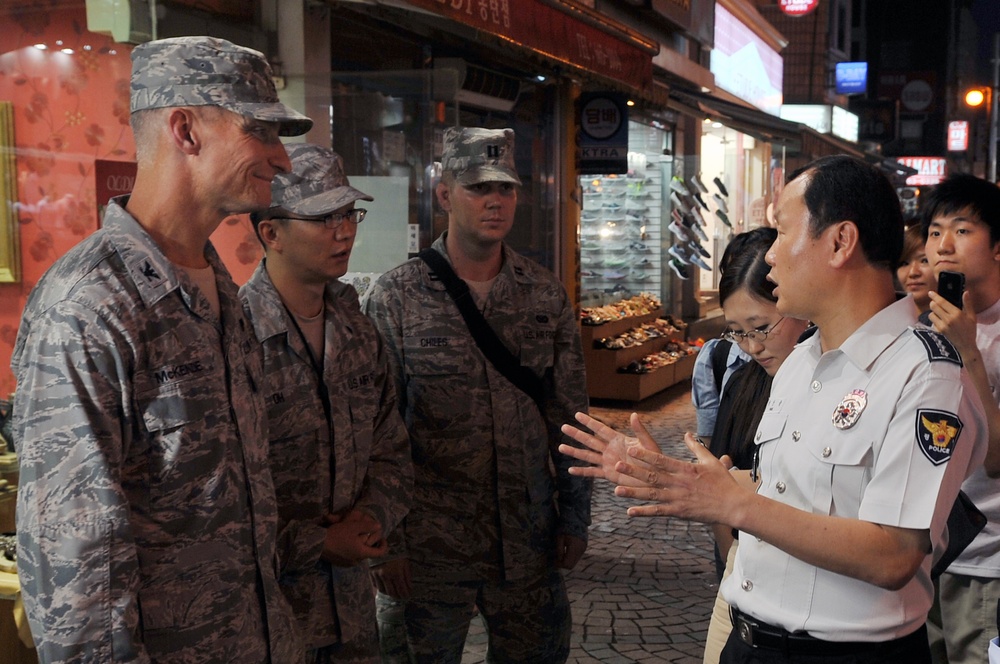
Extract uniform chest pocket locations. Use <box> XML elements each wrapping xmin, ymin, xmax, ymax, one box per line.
<box><xmin>807</xmin><ymin>437</ymin><xmax>873</xmax><ymax>466</ymax></box>
<box><xmin>404</xmin><ymin>336</ymin><xmax>475</xmax><ymax>376</ymax></box>
<box><xmin>267</xmin><ymin>381</ymin><xmax>325</xmax><ymax>441</ymax></box>
<box><xmin>755</xmin><ymin>412</ymin><xmax>787</xmax><ymax>445</ymax></box>
<box><xmin>137</xmin><ymin>372</ymin><xmax>225</xmax><ymax>433</ymax></box>
<box><xmin>807</xmin><ymin>434</ymin><xmax>873</xmax><ymax>517</ymax></box>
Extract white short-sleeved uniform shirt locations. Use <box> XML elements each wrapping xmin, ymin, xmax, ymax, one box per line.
<box><xmin>722</xmin><ymin>296</ymin><xmax>986</xmax><ymax>642</ymax></box>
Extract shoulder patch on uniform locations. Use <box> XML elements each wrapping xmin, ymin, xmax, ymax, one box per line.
<box><xmin>915</xmin><ymin>408</ymin><xmax>962</xmax><ymax>466</ymax></box>
<box><xmin>912</xmin><ymin>328</ymin><xmax>962</xmax><ymax>367</ymax></box>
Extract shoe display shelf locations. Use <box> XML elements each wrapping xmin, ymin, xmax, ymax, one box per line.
<box><xmin>580</xmin><ymin>310</ymin><xmax>697</xmax><ymax>401</ymax></box>
<box><xmin>579</xmin><ymin>173</ymin><xmax>662</xmax><ymax>303</ymax></box>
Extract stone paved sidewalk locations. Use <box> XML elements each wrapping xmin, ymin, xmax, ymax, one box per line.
<box><xmin>462</xmin><ymin>381</ymin><xmax>719</xmax><ymax>663</ymax></box>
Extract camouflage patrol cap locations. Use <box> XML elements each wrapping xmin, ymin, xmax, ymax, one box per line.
<box><xmin>269</xmin><ymin>143</ymin><xmax>373</xmax><ymax>217</ymax></box>
<box><xmin>130</xmin><ymin>36</ymin><xmax>313</xmax><ymax>137</ymax></box>
<box><xmin>441</xmin><ymin>127</ymin><xmax>521</xmax><ymax>186</ymax></box>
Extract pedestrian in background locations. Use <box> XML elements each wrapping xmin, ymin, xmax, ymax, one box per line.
<box><xmin>364</xmin><ymin>126</ymin><xmax>592</xmax><ymax>663</ymax></box>
<box><xmin>921</xmin><ymin>173</ymin><xmax>1000</xmax><ymax>664</ymax></box>
<box><xmin>241</xmin><ymin>143</ymin><xmax>413</xmax><ymax>664</ymax></box>
<box><xmin>897</xmin><ymin>223</ymin><xmax>937</xmax><ymax>314</ymax></box>
<box><xmin>12</xmin><ymin>36</ymin><xmax>311</xmax><ymax>662</ymax></box>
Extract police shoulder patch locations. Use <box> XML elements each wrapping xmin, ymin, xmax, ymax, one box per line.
<box><xmin>912</xmin><ymin>328</ymin><xmax>962</xmax><ymax>366</ymax></box>
<box><xmin>915</xmin><ymin>408</ymin><xmax>962</xmax><ymax>466</ymax></box>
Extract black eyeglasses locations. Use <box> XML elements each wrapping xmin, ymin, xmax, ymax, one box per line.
<box><xmin>721</xmin><ymin>317</ymin><xmax>786</xmax><ymax>345</ymax></box>
<box><xmin>277</xmin><ymin>208</ymin><xmax>367</xmax><ymax>229</ymax></box>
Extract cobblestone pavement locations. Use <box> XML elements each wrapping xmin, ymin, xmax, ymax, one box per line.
<box><xmin>462</xmin><ymin>381</ymin><xmax>718</xmax><ymax>663</ymax></box>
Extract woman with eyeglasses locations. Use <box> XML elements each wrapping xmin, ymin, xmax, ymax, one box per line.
<box><xmin>702</xmin><ymin>226</ymin><xmax>811</xmax><ymax>664</ymax></box>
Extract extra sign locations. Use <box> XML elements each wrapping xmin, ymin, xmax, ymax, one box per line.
<box><xmin>577</xmin><ymin>93</ymin><xmax>629</xmax><ymax>175</ymax></box>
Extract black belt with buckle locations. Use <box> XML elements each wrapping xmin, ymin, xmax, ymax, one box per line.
<box><xmin>729</xmin><ymin>607</ymin><xmax>921</xmax><ymax>657</ymax></box>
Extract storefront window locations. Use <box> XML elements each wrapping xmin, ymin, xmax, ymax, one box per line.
<box><xmin>698</xmin><ymin>122</ymin><xmax>771</xmax><ymax>293</ymax></box>
<box><xmin>578</xmin><ymin>120</ymin><xmax>671</xmax><ymax>309</ymax></box>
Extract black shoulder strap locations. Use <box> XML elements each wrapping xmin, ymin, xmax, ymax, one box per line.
<box><xmin>711</xmin><ymin>339</ymin><xmax>732</xmax><ymax>393</ymax></box>
<box><xmin>418</xmin><ymin>249</ymin><xmax>545</xmax><ymax>405</ymax></box>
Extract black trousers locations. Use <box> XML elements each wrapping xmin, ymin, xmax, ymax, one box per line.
<box><xmin>719</xmin><ymin>624</ymin><xmax>931</xmax><ymax>664</ymax></box>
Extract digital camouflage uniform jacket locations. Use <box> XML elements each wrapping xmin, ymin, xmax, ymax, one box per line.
<box><xmin>240</xmin><ymin>263</ymin><xmax>412</xmax><ymax>650</ymax></box>
<box><xmin>363</xmin><ymin>234</ymin><xmax>591</xmax><ymax>582</ymax></box>
<box><xmin>12</xmin><ymin>199</ymin><xmax>303</xmax><ymax>664</ymax></box>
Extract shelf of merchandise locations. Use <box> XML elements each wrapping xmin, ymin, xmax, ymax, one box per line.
<box><xmin>581</xmin><ymin>310</ymin><xmax>697</xmax><ymax>401</ymax></box>
<box><xmin>579</xmin><ymin>171</ymin><xmax>663</xmax><ymax>307</ymax></box>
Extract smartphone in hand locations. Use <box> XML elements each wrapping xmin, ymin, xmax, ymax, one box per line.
<box><xmin>938</xmin><ymin>270</ymin><xmax>966</xmax><ymax>309</ymax></box>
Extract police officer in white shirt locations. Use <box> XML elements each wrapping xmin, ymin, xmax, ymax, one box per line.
<box><xmin>559</xmin><ymin>155</ymin><xmax>987</xmax><ymax>663</ymax></box>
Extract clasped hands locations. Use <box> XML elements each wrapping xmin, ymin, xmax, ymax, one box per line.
<box><xmin>321</xmin><ymin>509</ymin><xmax>388</xmax><ymax>566</ymax></box>
<box><xmin>558</xmin><ymin>411</ymin><xmax>750</xmax><ymax>525</ymax></box>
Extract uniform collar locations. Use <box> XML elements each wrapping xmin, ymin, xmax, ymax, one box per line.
<box><xmin>423</xmin><ymin>231</ymin><xmax>529</xmax><ymax>288</ymax></box>
<box><xmin>823</xmin><ymin>296</ymin><xmax>919</xmax><ymax>371</ymax></box>
<box><xmin>104</xmin><ymin>196</ymin><xmax>230</xmax><ymax>319</ymax></box>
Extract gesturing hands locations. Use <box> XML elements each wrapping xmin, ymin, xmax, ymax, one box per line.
<box><xmin>558</xmin><ymin>412</ymin><xmax>663</xmax><ymax>486</ymax></box>
<box><xmin>559</xmin><ymin>412</ymin><xmax>749</xmax><ymax>526</ymax></box>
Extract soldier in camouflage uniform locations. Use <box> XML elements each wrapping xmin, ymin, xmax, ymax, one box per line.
<box><xmin>240</xmin><ymin>143</ymin><xmax>413</xmax><ymax>664</ymax></box>
<box><xmin>11</xmin><ymin>37</ymin><xmax>311</xmax><ymax>663</ymax></box>
<box><xmin>363</xmin><ymin>127</ymin><xmax>592</xmax><ymax>663</ymax></box>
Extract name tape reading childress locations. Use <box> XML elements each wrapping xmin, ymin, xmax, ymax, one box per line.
<box><xmin>418</xmin><ymin>248</ymin><xmax>549</xmax><ymax>407</ymax></box>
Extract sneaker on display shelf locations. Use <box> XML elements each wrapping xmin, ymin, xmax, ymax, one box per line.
<box><xmin>688</xmin><ymin>252</ymin><xmax>711</xmax><ymax>271</ymax></box>
<box><xmin>669</xmin><ymin>177</ymin><xmax>691</xmax><ymax>196</ymax></box>
<box><xmin>668</xmin><ymin>220</ymin><xmax>693</xmax><ymax>243</ymax></box>
<box><xmin>668</xmin><ymin>257</ymin><xmax>690</xmax><ymax>280</ymax></box>
<box><xmin>690</xmin><ymin>174</ymin><xmax>709</xmax><ymax>194</ymax></box>
<box><xmin>712</xmin><ymin>193</ymin><xmax>729</xmax><ymax>213</ymax></box>
<box><xmin>716</xmin><ymin>209</ymin><xmax>733</xmax><ymax>228</ymax></box>
<box><xmin>667</xmin><ymin>244</ymin><xmax>690</xmax><ymax>265</ymax></box>
<box><xmin>688</xmin><ymin>241</ymin><xmax>711</xmax><ymax>259</ymax></box>
<box><xmin>669</xmin><ymin>191</ymin><xmax>689</xmax><ymax>213</ymax></box>
<box><xmin>602</xmin><ymin>256</ymin><xmax>630</xmax><ymax>269</ymax></box>
<box><xmin>686</xmin><ymin>218</ymin><xmax>709</xmax><ymax>242</ymax></box>
<box><xmin>713</xmin><ymin>176</ymin><xmax>729</xmax><ymax>197</ymax></box>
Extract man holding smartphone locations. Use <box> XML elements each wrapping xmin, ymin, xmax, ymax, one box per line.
<box><xmin>922</xmin><ymin>173</ymin><xmax>1000</xmax><ymax>664</ymax></box>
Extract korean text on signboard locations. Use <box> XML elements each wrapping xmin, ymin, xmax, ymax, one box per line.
<box><xmin>947</xmin><ymin>121</ymin><xmax>969</xmax><ymax>152</ymax></box>
<box><xmin>406</xmin><ymin>0</ymin><xmax>652</xmax><ymax>91</ymax></box>
<box><xmin>577</xmin><ymin>93</ymin><xmax>628</xmax><ymax>175</ymax></box>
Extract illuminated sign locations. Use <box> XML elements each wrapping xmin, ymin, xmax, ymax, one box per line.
<box><xmin>779</xmin><ymin>0</ymin><xmax>819</xmax><ymax>16</ymax></box>
<box><xmin>779</xmin><ymin>104</ymin><xmax>859</xmax><ymax>142</ymax></box>
<box><xmin>948</xmin><ymin>121</ymin><xmax>969</xmax><ymax>151</ymax></box>
<box><xmin>896</xmin><ymin>157</ymin><xmax>947</xmax><ymax>186</ymax></box>
<box><xmin>835</xmin><ymin>62</ymin><xmax>868</xmax><ymax>95</ymax></box>
<box><xmin>711</xmin><ymin>4</ymin><xmax>784</xmax><ymax>115</ymax></box>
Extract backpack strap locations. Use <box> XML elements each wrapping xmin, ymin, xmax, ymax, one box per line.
<box><xmin>711</xmin><ymin>339</ymin><xmax>732</xmax><ymax>394</ymax></box>
<box><xmin>418</xmin><ymin>249</ymin><xmax>546</xmax><ymax>406</ymax></box>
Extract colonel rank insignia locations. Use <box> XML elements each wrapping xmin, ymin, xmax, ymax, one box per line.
<box><xmin>916</xmin><ymin>408</ymin><xmax>962</xmax><ymax>466</ymax></box>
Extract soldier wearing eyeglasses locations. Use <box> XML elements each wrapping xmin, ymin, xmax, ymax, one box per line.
<box><xmin>241</xmin><ymin>143</ymin><xmax>413</xmax><ymax>663</ymax></box>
